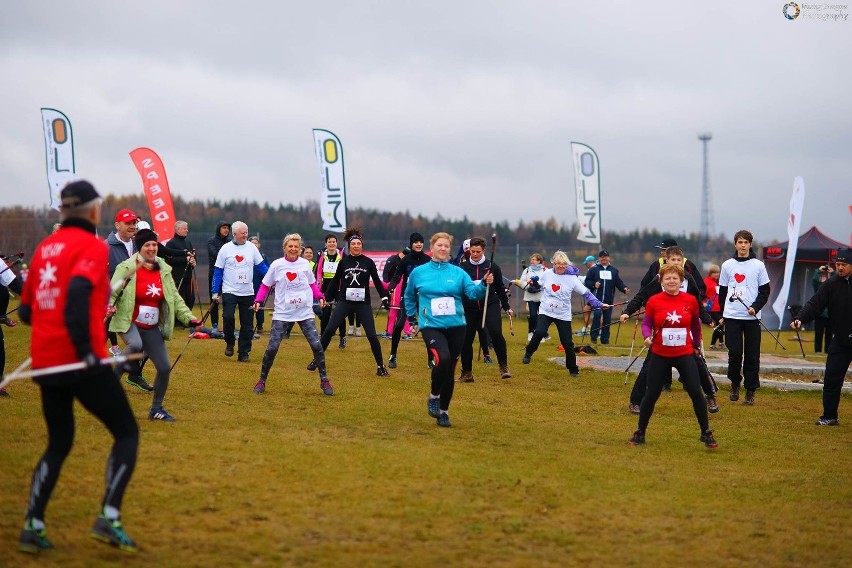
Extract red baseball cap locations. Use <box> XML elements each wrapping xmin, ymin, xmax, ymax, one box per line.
<box><xmin>115</xmin><ymin>209</ymin><xmax>139</xmax><ymax>223</ymax></box>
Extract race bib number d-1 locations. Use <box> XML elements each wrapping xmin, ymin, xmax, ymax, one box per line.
<box><xmin>661</xmin><ymin>327</ymin><xmax>687</xmax><ymax>347</ymax></box>
<box><xmin>431</xmin><ymin>296</ymin><xmax>456</xmax><ymax>316</ymax></box>
<box><xmin>135</xmin><ymin>305</ymin><xmax>160</xmax><ymax>326</ymax></box>
<box><xmin>346</xmin><ymin>288</ymin><xmax>366</xmax><ymax>302</ymax></box>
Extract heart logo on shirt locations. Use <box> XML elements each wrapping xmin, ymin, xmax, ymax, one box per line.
<box><xmin>286</xmin><ymin>272</ymin><xmax>297</xmax><ymax>281</ymax></box>
<box><xmin>235</xmin><ymin>255</ymin><xmax>245</xmax><ymax>263</ymax></box>
<box><xmin>551</xmin><ymin>284</ymin><xmax>561</xmax><ymax>292</ymax></box>
<box><xmin>734</xmin><ymin>273</ymin><xmax>745</xmax><ymax>283</ymax></box>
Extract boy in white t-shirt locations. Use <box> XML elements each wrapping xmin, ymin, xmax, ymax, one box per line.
<box><xmin>718</xmin><ymin>230</ymin><xmax>771</xmax><ymax>406</ymax></box>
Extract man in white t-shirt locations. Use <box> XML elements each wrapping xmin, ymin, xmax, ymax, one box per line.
<box><xmin>211</xmin><ymin>221</ymin><xmax>269</xmax><ymax>362</ymax></box>
<box><xmin>718</xmin><ymin>229</ymin><xmax>771</xmax><ymax>406</ymax></box>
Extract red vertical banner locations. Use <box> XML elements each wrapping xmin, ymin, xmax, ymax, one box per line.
<box><xmin>129</xmin><ymin>147</ymin><xmax>177</xmax><ymax>242</ymax></box>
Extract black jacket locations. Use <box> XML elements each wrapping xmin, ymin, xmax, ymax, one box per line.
<box><xmin>165</xmin><ymin>233</ymin><xmax>194</xmax><ymax>278</ymax></box>
<box><xmin>641</xmin><ymin>257</ymin><xmax>705</xmax><ymax>298</ymax></box>
<box><xmin>623</xmin><ymin>273</ymin><xmax>713</xmax><ymax>325</ymax></box>
<box><xmin>206</xmin><ymin>221</ymin><xmax>230</xmax><ymax>272</ymax></box>
<box><xmin>796</xmin><ymin>274</ymin><xmax>852</xmax><ymax>347</ymax></box>
<box><xmin>459</xmin><ymin>259</ymin><xmax>510</xmax><ymax>312</ymax></box>
<box><xmin>324</xmin><ymin>254</ymin><xmax>386</xmax><ymax>304</ymax></box>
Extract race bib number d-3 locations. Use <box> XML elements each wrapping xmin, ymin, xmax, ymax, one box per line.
<box><xmin>346</xmin><ymin>288</ymin><xmax>366</xmax><ymax>302</ymax></box>
<box><xmin>431</xmin><ymin>296</ymin><xmax>456</xmax><ymax>316</ymax></box>
<box><xmin>661</xmin><ymin>327</ymin><xmax>687</xmax><ymax>347</ymax></box>
<box><xmin>135</xmin><ymin>305</ymin><xmax>160</xmax><ymax>326</ymax></box>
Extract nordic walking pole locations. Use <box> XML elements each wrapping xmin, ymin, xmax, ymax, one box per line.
<box><xmin>788</xmin><ymin>305</ymin><xmax>807</xmax><ymax>359</ymax></box>
<box><xmin>625</xmin><ymin>327</ymin><xmax>659</xmax><ymax>375</ymax></box>
<box><xmin>1</xmin><ymin>353</ymin><xmax>144</xmax><ymax>389</ymax></box>
<box><xmin>625</xmin><ymin>318</ymin><xmax>640</xmax><ymax>385</ymax></box>
<box><xmin>480</xmin><ymin>233</ymin><xmax>497</xmax><ymax>329</ymax></box>
<box><xmin>728</xmin><ymin>294</ymin><xmax>786</xmax><ymax>350</ymax></box>
<box><xmin>169</xmin><ymin>303</ymin><xmax>215</xmax><ymax>373</ymax></box>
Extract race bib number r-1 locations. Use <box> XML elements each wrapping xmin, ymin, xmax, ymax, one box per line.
<box><xmin>236</xmin><ymin>268</ymin><xmax>251</xmax><ymax>283</ymax></box>
<box><xmin>661</xmin><ymin>328</ymin><xmax>687</xmax><ymax>347</ymax></box>
<box><xmin>346</xmin><ymin>288</ymin><xmax>366</xmax><ymax>302</ymax></box>
<box><xmin>431</xmin><ymin>296</ymin><xmax>456</xmax><ymax>316</ymax></box>
<box><xmin>135</xmin><ymin>305</ymin><xmax>159</xmax><ymax>326</ymax></box>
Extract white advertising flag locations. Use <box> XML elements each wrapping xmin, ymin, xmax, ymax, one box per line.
<box><xmin>571</xmin><ymin>142</ymin><xmax>601</xmax><ymax>244</ymax></box>
<box><xmin>313</xmin><ymin>129</ymin><xmax>348</xmax><ymax>231</ymax></box>
<box><xmin>41</xmin><ymin>108</ymin><xmax>76</xmax><ymax>210</ymax></box>
<box><xmin>771</xmin><ymin>177</ymin><xmax>805</xmax><ymax>328</ymax></box>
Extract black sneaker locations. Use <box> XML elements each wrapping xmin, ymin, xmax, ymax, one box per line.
<box><xmin>339</xmin><ymin>336</ymin><xmax>346</xmax><ymax>349</ymax></box>
<box><xmin>522</xmin><ymin>353</ymin><xmax>531</xmax><ymax>364</ymax></box>
<box><xmin>706</xmin><ymin>396</ymin><xmax>720</xmax><ymax>413</ymax></box>
<box><xmin>437</xmin><ymin>413</ymin><xmax>451</xmax><ymax>427</ymax></box>
<box><xmin>90</xmin><ymin>516</ymin><xmax>138</xmax><ymax>552</ymax></box>
<box><xmin>307</xmin><ymin>360</ymin><xmax>317</xmax><ymax>371</ymax></box>
<box><xmin>729</xmin><ymin>383</ymin><xmax>740</xmax><ymax>402</ymax></box>
<box><xmin>126</xmin><ymin>375</ymin><xmax>154</xmax><ymax>392</ymax></box>
<box><xmin>569</xmin><ymin>369</ymin><xmax>580</xmax><ymax>377</ymax></box>
<box><xmin>743</xmin><ymin>390</ymin><xmax>755</xmax><ymax>406</ymax></box>
<box><xmin>628</xmin><ymin>430</ymin><xmax>645</xmax><ymax>446</ymax></box>
<box><xmin>18</xmin><ymin>523</ymin><xmax>54</xmax><ymax>554</ymax></box>
<box><xmin>815</xmin><ymin>417</ymin><xmax>839</xmax><ymax>426</ymax></box>
<box><xmin>499</xmin><ymin>365</ymin><xmax>511</xmax><ymax>379</ymax></box>
<box><xmin>427</xmin><ymin>397</ymin><xmax>440</xmax><ymax>418</ymax></box>
<box><xmin>238</xmin><ymin>353</ymin><xmax>250</xmax><ymax>363</ymax></box>
<box><xmin>376</xmin><ymin>366</ymin><xmax>390</xmax><ymax>377</ymax></box>
<box><xmin>700</xmin><ymin>430</ymin><xmax>718</xmax><ymax>448</ymax></box>
<box><xmin>148</xmin><ymin>406</ymin><xmax>176</xmax><ymax>422</ymax></box>
<box><xmin>387</xmin><ymin>354</ymin><xmax>397</xmax><ymax>369</ymax></box>
<box><xmin>224</xmin><ymin>344</ymin><xmax>235</xmax><ymax>357</ymax></box>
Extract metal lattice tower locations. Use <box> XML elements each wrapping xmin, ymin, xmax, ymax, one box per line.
<box><xmin>698</xmin><ymin>133</ymin><xmax>714</xmax><ymax>248</ymax></box>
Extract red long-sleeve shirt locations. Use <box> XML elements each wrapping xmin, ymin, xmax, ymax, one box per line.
<box><xmin>642</xmin><ymin>291</ymin><xmax>702</xmax><ymax>358</ymax></box>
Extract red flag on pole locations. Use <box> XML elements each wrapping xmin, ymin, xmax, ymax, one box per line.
<box><xmin>129</xmin><ymin>147</ymin><xmax>177</xmax><ymax>242</ymax></box>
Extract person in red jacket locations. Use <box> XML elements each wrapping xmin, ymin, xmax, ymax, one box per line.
<box><xmin>703</xmin><ymin>264</ymin><xmax>724</xmax><ymax>349</ymax></box>
<box><xmin>629</xmin><ymin>263</ymin><xmax>718</xmax><ymax>449</ymax></box>
<box><xmin>16</xmin><ymin>181</ymin><xmax>140</xmax><ymax>554</ymax></box>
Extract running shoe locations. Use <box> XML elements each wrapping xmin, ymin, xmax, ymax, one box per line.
<box><xmin>700</xmin><ymin>430</ymin><xmax>718</xmax><ymax>448</ymax></box>
<box><xmin>729</xmin><ymin>383</ymin><xmax>740</xmax><ymax>402</ymax></box>
<box><xmin>376</xmin><ymin>366</ymin><xmax>390</xmax><ymax>377</ymax></box>
<box><xmin>110</xmin><ymin>345</ymin><xmax>122</xmax><ymax>357</ymax></box>
<box><xmin>224</xmin><ymin>344</ymin><xmax>234</xmax><ymax>357</ymax></box>
<box><xmin>484</xmin><ymin>355</ymin><xmax>494</xmax><ymax>364</ymax></box>
<box><xmin>744</xmin><ymin>390</ymin><xmax>755</xmax><ymax>405</ymax></box>
<box><xmin>522</xmin><ymin>353</ymin><xmax>531</xmax><ymax>364</ymax></box>
<box><xmin>437</xmin><ymin>413</ymin><xmax>451</xmax><ymax>427</ymax></box>
<box><xmin>628</xmin><ymin>430</ymin><xmax>645</xmax><ymax>446</ymax></box>
<box><xmin>90</xmin><ymin>516</ymin><xmax>138</xmax><ymax>552</ymax></box>
<box><xmin>815</xmin><ymin>417</ymin><xmax>839</xmax><ymax>426</ymax></box>
<box><xmin>307</xmin><ymin>360</ymin><xmax>317</xmax><ymax>371</ymax></box>
<box><xmin>0</xmin><ymin>387</ymin><xmax>9</xmax><ymax>397</ymax></box>
<box><xmin>238</xmin><ymin>353</ymin><xmax>250</xmax><ymax>363</ymax></box>
<box><xmin>499</xmin><ymin>365</ymin><xmax>511</xmax><ymax>379</ymax></box>
<box><xmin>126</xmin><ymin>375</ymin><xmax>154</xmax><ymax>392</ymax></box>
<box><xmin>252</xmin><ymin>332</ymin><xmax>260</xmax><ymax>340</ymax></box>
<box><xmin>707</xmin><ymin>396</ymin><xmax>720</xmax><ymax>413</ymax></box>
<box><xmin>427</xmin><ymin>397</ymin><xmax>440</xmax><ymax>418</ymax></box>
<box><xmin>253</xmin><ymin>380</ymin><xmax>266</xmax><ymax>394</ymax></box>
<box><xmin>628</xmin><ymin>403</ymin><xmax>640</xmax><ymax>415</ymax></box>
<box><xmin>569</xmin><ymin>369</ymin><xmax>580</xmax><ymax>377</ymax></box>
<box><xmin>320</xmin><ymin>379</ymin><xmax>334</xmax><ymax>396</ymax></box>
<box><xmin>148</xmin><ymin>407</ymin><xmax>176</xmax><ymax>422</ymax></box>
<box><xmin>457</xmin><ymin>371</ymin><xmax>474</xmax><ymax>383</ymax></box>
<box><xmin>1</xmin><ymin>316</ymin><xmax>17</xmax><ymax>327</ymax></box>
<box><xmin>387</xmin><ymin>354</ymin><xmax>397</xmax><ymax>369</ymax></box>
<box><xmin>339</xmin><ymin>336</ymin><xmax>346</xmax><ymax>349</ymax></box>
<box><xmin>18</xmin><ymin>523</ymin><xmax>54</xmax><ymax>554</ymax></box>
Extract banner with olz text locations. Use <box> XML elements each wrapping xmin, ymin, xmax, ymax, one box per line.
<box><xmin>40</xmin><ymin>108</ymin><xmax>76</xmax><ymax>210</ymax></box>
<box><xmin>571</xmin><ymin>142</ymin><xmax>601</xmax><ymax>244</ymax></box>
<box><xmin>313</xmin><ymin>129</ymin><xmax>348</xmax><ymax>231</ymax></box>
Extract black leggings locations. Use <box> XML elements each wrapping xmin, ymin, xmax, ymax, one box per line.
<box><xmin>421</xmin><ymin>326</ymin><xmax>466</xmax><ymax>411</ymax></box>
<box><xmin>525</xmin><ymin>315</ymin><xmax>578</xmax><ymax>372</ymax></box>
<box><xmin>461</xmin><ymin>306</ymin><xmax>507</xmax><ymax>370</ymax></box>
<box><xmin>321</xmin><ymin>302</ymin><xmax>384</xmax><ymax>366</ymax></box>
<box><xmin>26</xmin><ymin>367</ymin><xmax>139</xmax><ymax>522</ymax></box>
<box><xmin>638</xmin><ymin>353</ymin><xmax>709</xmax><ymax>433</ymax></box>
<box><xmin>630</xmin><ymin>353</ymin><xmax>715</xmax><ymax>405</ymax></box>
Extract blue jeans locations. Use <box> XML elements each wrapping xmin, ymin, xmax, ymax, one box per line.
<box><xmin>590</xmin><ymin>308</ymin><xmax>613</xmax><ymax>343</ymax></box>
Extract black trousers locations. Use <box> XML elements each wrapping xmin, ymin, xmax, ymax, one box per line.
<box><xmin>321</xmin><ymin>302</ymin><xmax>384</xmax><ymax>366</ymax></box>
<box><xmin>709</xmin><ymin>311</ymin><xmax>724</xmax><ymax>345</ymax></box>
<box><xmin>638</xmin><ymin>353</ymin><xmax>709</xmax><ymax>434</ymax></box>
<box><xmin>725</xmin><ymin>318</ymin><xmax>762</xmax><ymax>391</ymax></box>
<box><xmin>525</xmin><ymin>315</ymin><xmax>578</xmax><ymax>372</ymax></box>
<box><xmin>222</xmin><ymin>293</ymin><xmax>255</xmax><ymax>355</ymax></box>
<box><xmin>631</xmin><ymin>353</ymin><xmax>714</xmax><ymax>405</ymax></box>
<box><xmin>320</xmin><ymin>303</ymin><xmax>346</xmax><ymax>338</ymax></box>
<box><xmin>421</xmin><ymin>326</ymin><xmax>466</xmax><ymax>411</ymax></box>
<box><xmin>821</xmin><ymin>341</ymin><xmax>852</xmax><ymax>420</ymax></box>
<box><xmin>814</xmin><ymin>317</ymin><xmax>833</xmax><ymax>353</ymax></box>
<box><xmin>461</xmin><ymin>306</ymin><xmax>507</xmax><ymax>371</ymax></box>
<box><xmin>25</xmin><ymin>366</ymin><xmax>139</xmax><ymax>522</ymax></box>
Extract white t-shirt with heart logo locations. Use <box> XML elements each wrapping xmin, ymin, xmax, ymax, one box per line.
<box><xmin>719</xmin><ymin>257</ymin><xmax>770</xmax><ymax>319</ymax></box>
<box><xmin>263</xmin><ymin>256</ymin><xmax>316</xmax><ymax>321</ymax></box>
<box><xmin>215</xmin><ymin>241</ymin><xmax>264</xmax><ymax>295</ymax></box>
<box><xmin>538</xmin><ymin>269</ymin><xmax>592</xmax><ymax>321</ymax></box>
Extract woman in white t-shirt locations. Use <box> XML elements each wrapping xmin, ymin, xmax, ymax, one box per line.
<box><xmin>251</xmin><ymin>234</ymin><xmax>332</xmax><ymax>396</ymax></box>
<box><xmin>521</xmin><ymin>251</ymin><xmax>608</xmax><ymax>376</ymax></box>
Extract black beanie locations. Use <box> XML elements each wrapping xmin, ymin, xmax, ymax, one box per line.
<box><xmin>410</xmin><ymin>232</ymin><xmax>424</xmax><ymax>246</ymax></box>
<box><xmin>134</xmin><ymin>228</ymin><xmax>159</xmax><ymax>251</ymax></box>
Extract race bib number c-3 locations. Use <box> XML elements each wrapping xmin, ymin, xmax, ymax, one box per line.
<box><xmin>431</xmin><ymin>296</ymin><xmax>456</xmax><ymax>316</ymax></box>
<box><xmin>346</xmin><ymin>288</ymin><xmax>366</xmax><ymax>302</ymax></box>
<box><xmin>661</xmin><ymin>327</ymin><xmax>687</xmax><ymax>347</ymax></box>
<box><xmin>135</xmin><ymin>305</ymin><xmax>160</xmax><ymax>326</ymax></box>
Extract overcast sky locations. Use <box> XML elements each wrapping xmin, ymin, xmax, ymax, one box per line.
<box><xmin>1</xmin><ymin>1</ymin><xmax>849</xmax><ymax>245</ymax></box>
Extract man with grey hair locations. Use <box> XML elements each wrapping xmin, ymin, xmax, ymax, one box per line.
<box><xmin>211</xmin><ymin>221</ymin><xmax>269</xmax><ymax>362</ymax></box>
<box><xmin>164</xmin><ymin>220</ymin><xmax>196</xmax><ymax>312</ymax></box>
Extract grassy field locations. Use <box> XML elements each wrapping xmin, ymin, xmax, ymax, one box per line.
<box><xmin>1</xmin><ymin>306</ymin><xmax>851</xmax><ymax>567</ymax></box>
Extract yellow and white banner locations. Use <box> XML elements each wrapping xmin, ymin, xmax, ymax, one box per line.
<box><xmin>313</xmin><ymin>129</ymin><xmax>348</xmax><ymax>231</ymax></box>
<box><xmin>771</xmin><ymin>176</ymin><xmax>805</xmax><ymax>327</ymax></box>
<box><xmin>41</xmin><ymin>108</ymin><xmax>76</xmax><ymax>210</ymax></box>
<box><xmin>571</xmin><ymin>142</ymin><xmax>601</xmax><ymax>244</ymax></box>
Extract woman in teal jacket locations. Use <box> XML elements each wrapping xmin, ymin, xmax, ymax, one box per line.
<box><xmin>109</xmin><ymin>229</ymin><xmax>200</xmax><ymax>422</ymax></box>
<box><xmin>404</xmin><ymin>232</ymin><xmax>492</xmax><ymax>427</ymax></box>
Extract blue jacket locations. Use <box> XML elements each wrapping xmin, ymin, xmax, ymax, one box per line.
<box><xmin>404</xmin><ymin>260</ymin><xmax>487</xmax><ymax>329</ymax></box>
<box><xmin>584</xmin><ymin>263</ymin><xmax>627</xmax><ymax>305</ymax></box>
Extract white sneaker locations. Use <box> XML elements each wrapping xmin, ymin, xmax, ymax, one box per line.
<box><xmin>348</xmin><ymin>325</ymin><xmax>355</xmax><ymax>336</ymax></box>
<box><xmin>109</xmin><ymin>345</ymin><xmax>122</xmax><ymax>357</ymax></box>
<box><xmin>355</xmin><ymin>327</ymin><xmax>362</xmax><ymax>337</ymax></box>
